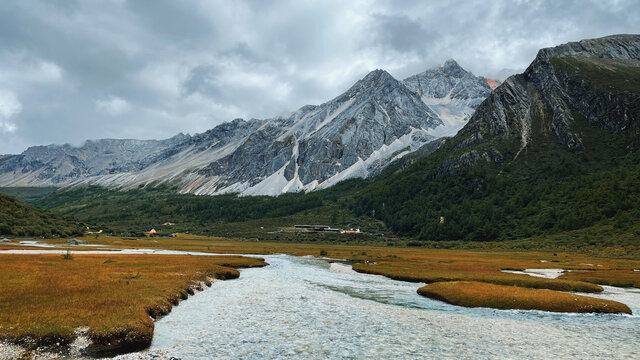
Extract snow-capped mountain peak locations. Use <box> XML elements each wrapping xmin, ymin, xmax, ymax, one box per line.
<box><xmin>403</xmin><ymin>60</ymin><xmax>495</xmax><ymax>137</ymax></box>
<box><xmin>0</xmin><ymin>61</ymin><xmax>494</xmax><ymax>196</ymax></box>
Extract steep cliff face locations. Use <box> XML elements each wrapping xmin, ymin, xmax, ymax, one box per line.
<box><xmin>191</xmin><ymin>69</ymin><xmax>443</xmax><ymax>195</ymax></box>
<box><xmin>459</xmin><ymin>34</ymin><xmax>640</xmax><ymax>157</ymax></box>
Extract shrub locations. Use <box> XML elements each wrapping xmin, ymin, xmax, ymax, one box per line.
<box><xmin>62</xmin><ymin>250</ymin><xmax>73</xmax><ymax>260</ymax></box>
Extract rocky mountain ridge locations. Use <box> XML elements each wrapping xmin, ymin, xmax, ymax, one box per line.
<box><xmin>459</xmin><ymin>34</ymin><xmax>640</xmax><ymax>157</ymax></box>
<box><xmin>0</xmin><ymin>61</ymin><xmax>494</xmax><ymax>195</ymax></box>
<box><xmin>403</xmin><ymin>59</ymin><xmax>495</xmax><ymax>137</ymax></box>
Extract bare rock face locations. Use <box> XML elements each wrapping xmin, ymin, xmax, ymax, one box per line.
<box><xmin>0</xmin><ymin>135</ymin><xmax>190</xmax><ymax>185</ymax></box>
<box><xmin>195</xmin><ymin>69</ymin><xmax>443</xmax><ymax>194</ymax></box>
<box><xmin>0</xmin><ymin>62</ymin><xmax>494</xmax><ymax>195</ymax></box>
<box><xmin>459</xmin><ymin>34</ymin><xmax>640</xmax><ymax>155</ymax></box>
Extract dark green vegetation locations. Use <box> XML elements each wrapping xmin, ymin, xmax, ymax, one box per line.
<box><xmin>550</xmin><ymin>56</ymin><xmax>640</xmax><ymax>98</ymax></box>
<box><xmin>353</xmin><ymin>112</ymin><xmax>640</xmax><ymax>242</ymax></box>
<box><xmin>29</xmin><ymin>181</ymin><xmax>384</xmax><ymax>240</ymax></box>
<box><xmin>0</xmin><ymin>193</ymin><xmax>84</xmax><ymax>237</ymax></box>
<box><xmin>0</xmin><ymin>186</ymin><xmax>58</xmax><ymax>202</ymax></box>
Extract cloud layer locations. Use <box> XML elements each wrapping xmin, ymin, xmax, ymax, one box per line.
<box><xmin>1</xmin><ymin>0</ymin><xmax>638</xmax><ymax>153</ymax></box>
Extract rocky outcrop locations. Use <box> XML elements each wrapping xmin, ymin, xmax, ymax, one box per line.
<box><xmin>458</xmin><ymin>34</ymin><xmax>640</xmax><ymax>156</ymax></box>
<box><xmin>0</xmin><ymin>134</ymin><xmax>190</xmax><ymax>186</ymax></box>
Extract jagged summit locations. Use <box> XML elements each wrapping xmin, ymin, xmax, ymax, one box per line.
<box><xmin>403</xmin><ymin>59</ymin><xmax>494</xmax><ymax>136</ymax></box>
<box><xmin>441</xmin><ymin>59</ymin><xmax>467</xmax><ymax>76</ymax></box>
<box><xmin>191</xmin><ymin>69</ymin><xmax>443</xmax><ymax>194</ymax></box>
<box><xmin>341</xmin><ymin>69</ymin><xmax>408</xmax><ymax>99</ymax></box>
<box><xmin>360</xmin><ymin>68</ymin><xmax>394</xmax><ymax>82</ymax></box>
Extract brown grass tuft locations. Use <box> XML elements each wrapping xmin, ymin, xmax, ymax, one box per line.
<box><xmin>558</xmin><ymin>270</ymin><xmax>640</xmax><ymax>288</ymax></box>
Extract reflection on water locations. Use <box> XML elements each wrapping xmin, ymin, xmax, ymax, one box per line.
<box><xmin>112</xmin><ymin>254</ymin><xmax>640</xmax><ymax>360</ymax></box>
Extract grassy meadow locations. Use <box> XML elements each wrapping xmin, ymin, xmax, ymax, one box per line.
<box><xmin>4</xmin><ymin>234</ymin><xmax>639</xmax><ymax>292</ymax></box>
<box><xmin>0</xmin><ymin>253</ymin><xmax>266</xmax><ymax>354</ymax></box>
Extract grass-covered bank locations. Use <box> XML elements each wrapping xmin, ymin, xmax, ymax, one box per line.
<box><xmin>0</xmin><ymin>254</ymin><xmax>266</xmax><ymax>356</ymax></box>
<box><xmin>352</xmin><ymin>262</ymin><xmax>603</xmax><ymax>293</ymax></box>
<box><xmin>5</xmin><ymin>234</ymin><xmax>640</xmax><ymax>287</ymax></box>
<box><xmin>1</xmin><ymin>235</ymin><xmax>639</xmax><ymax>329</ymax></box>
<box><xmin>558</xmin><ymin>270</ymin><xmax>640</xmax><ymax>288</ymax></box>
<box><xmin>418</xmin><ymin>281</ymin><xmax>632</xmax><ymax>314</ymax></box>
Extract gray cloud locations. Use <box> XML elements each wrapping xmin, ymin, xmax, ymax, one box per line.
<box><xmin>0</xmin><ymin>0</ymin><xmax>638</xmax><ymax>153</ymax></box>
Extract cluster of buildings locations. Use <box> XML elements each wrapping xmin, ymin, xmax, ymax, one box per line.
<box><xmin>294</xmin><ymin>225</ymin><xmax>361</xmax><ymax>234</ymax></box>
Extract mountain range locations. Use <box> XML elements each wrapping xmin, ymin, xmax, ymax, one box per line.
<box><xmin>0</xmin><ymin>61</ymin><xmax>494</xmax><ymax>195</ymax></box>
<box><xmin>2</xmin><ymin>34</ymin><xmax>638</xmax><ymax>245</ymax></box>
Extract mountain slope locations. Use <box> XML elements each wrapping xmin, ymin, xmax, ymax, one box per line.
<box><xmin>0</xmin><ymin>193</ymin><xmax>84</xmax><ymax>237</ymax></box>
<box><xmin>0</xmin><ymin>135</ymin><xmax>190</xmax><ymax>186</ymax></box>
<box><xmin>353</xmin><ymin>34</ymin><xmax>640</xmax><ymax>242</ymax></box>
<box><xmin>75</xmin><ymin>69</ymin><xmax>443</xmax><ymax>195</ymax></box>
<box><xmin>0</xmin><ymin>62</ymin><xmax>493</xmax><ymax>196</ymax></box>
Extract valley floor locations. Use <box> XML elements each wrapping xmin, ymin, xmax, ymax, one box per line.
<box><xmin>1</xmin><ymin>234</ymin><xmax>639</xmax><ymax>358</ymax></box>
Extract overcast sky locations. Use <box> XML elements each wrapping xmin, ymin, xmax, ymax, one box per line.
<box><xmin>0</xmin><ymin>0</ymin><xmax>638</xmax><ymax>154</ymax></box>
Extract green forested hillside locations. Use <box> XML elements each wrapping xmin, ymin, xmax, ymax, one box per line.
<box><xmin>0</xmin><ymin>193</ymin><xmax>85</xmax><ymax>237</ymax></box>
<box><xmin>352</xmin><ymin>113</ymin><xmax>640</xmax><ymax>241</ymax></box>
<box><xmin>0</xmin><ymin>187</ymin><xmax>58</xmax><ymax>202</ymax></box>
<box><xmin>31</xmin><ymin>180</ymin><xmax>382</xmax><ymax>237</ymax></box>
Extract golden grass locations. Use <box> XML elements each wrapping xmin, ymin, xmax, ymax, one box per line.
<box><xmin>3</xmin><ymin>235</ymin><xmax>640</xmax><ymax>317</ymax></box>
<box><xmin>5</xmin><ymin>235</ymin><xmax>640</xmax><ymax>293</ymax></box>
<box><xmin>558</xmin><ymin>270</ymin><xmax>640</xmax><ymax>288</ymax></box>
<box><xmin>418</xmin><ymin>281</ymin><xmax>632</xmax><ymax>314</ymax></box>
<box><xmin>353</xmin><ymin>262</ymin><xmax>603</xmax><ymax>292</ymax></box>
<box><xmin>0</xmin><ymin>254</ymin><xmax>266</xmax><ymax>352</ymax></box>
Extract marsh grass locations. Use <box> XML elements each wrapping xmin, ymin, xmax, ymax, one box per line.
<box><xmin>0</xmin><ymin>254</ymin><xmax>266</xmax><ymax>351</ymax></box>
<box><xmin>418</xmin><ymin>281</ymin><xmax>632</xmax><ymax>314</ymax></box>
<box><xmin>353</xmin><ymin>262</ymin><xmax>603</xmax><ymax>292</ymax></box>
<box><xmin>4</xmin><ymin>235</ymin><xmax>639</xmax><ymax>316</ymax></box>
<box><xmin>559</xmin><ymin>270</ymin><xmax>640</xmax><ymax>288</ymax></box>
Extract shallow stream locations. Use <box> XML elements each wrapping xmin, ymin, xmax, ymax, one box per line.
<box><xmin>107</xmin><ymin>254</ymin><xmax>639</xmax><ymax>359</ymax></box>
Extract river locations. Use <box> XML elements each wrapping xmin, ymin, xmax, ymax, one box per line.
<box><xmin>108</xmin><ymin>254</ymin><xmax>640</xmax><ymax>360</ymax></box>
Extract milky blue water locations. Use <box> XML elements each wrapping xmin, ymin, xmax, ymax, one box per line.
<box><xmin>114</xmin><ymin>254</ymin><xmax>640</xmax><ymax>360</ymax></box>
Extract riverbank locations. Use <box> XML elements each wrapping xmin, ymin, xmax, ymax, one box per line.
<box><xmin>2</xmin><ymin>236</ymin><xmax>639</xmax><ymax>331</ymax></box>
<box><xmin>116</xmin><ymin>254</ymin><xmax>640</xmax><ymax>359</ymax></box>
<box><xmin>0</xmin><ymin>253</ymin><xmax>266</xmax><ymax>358</ymax></box>
<box><xmin>352</xmin><ymin>262</ymin><xmax>604</xmax><ymax>292</ymax></box>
